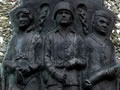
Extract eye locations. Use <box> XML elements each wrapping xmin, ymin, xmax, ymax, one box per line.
<box><xmin>17</xmin><ymin>15</ymin><xmax>20</xmax><ymax>19</ymax></box>
<box><xmin>22</xmin><ymin>14</ymin><xmax>27</xmax><ymax>18</ymax></box>
<box><xmin>58</xmin><ymin>11</ymin><xmax>63</xmax><ymax>15</ymax></box>
<box><xmin>106</xmin><ymin>22</ymin><xmax>109</xmax><ymax>26</ymax></box>
<box><xmin>65</xmin><ymin>11</ymin><xmax>70</xmax><ymax>15</ymax></box>
<box><xmin>99</xmin><ymin>20</ymin><xmax>105</xmax><ymax>23</ymax></box>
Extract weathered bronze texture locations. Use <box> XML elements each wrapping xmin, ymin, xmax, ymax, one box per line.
<box><xmin>2</xmin><ymin>7</ymin><xmax>44</xmax><ymax>90</ymax></box>
<box><xmin>2</xmin><ymin>0</ymin><xmax>119</xmax><ymax>90</ymax></box>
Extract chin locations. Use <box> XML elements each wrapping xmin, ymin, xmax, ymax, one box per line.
<box><xmin>101</xmin><ymin>30</ymin><xmax>107</xmax><ymax>33</ymax></box>
<box><xmin>61</xmin><ymin>21</ymin><xmax>68</xmax><ymax>24</ymax></box>
<box><xmin>100</xmin><ymin>31</ymin><xmax>107</xmax><ymax>36</ymax></box>
<box><xmin>19</xmin><ymin>25</ymin><xmax>27</xmax><ymax>29</ymax></box>
<box><xmin>19</xmin><ymin>25</ymin><xmax>26</xmax><ymax>28</ymax></box>
<box><xmin>60</xmin><ymin>22</ymin><xmax>70</xmax><ymax>26</ymax></box>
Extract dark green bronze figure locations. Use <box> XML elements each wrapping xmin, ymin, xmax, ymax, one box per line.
<box><xmin>45</xmin><ymin>1</ymin><xmax>86</xmax><ymax>90</ymax></box>
<box><xmin>1</xmin><ymin>0</ymin><xmax>120</xmax><ymax>90</ymax></box>
<box><xmin>2</xmin><ymin>7</ymin><xmax>43</xmax><ymax>90</ymax></box>
<box><xmin>82</xmin><ymin>10</ymin><xmax>119</xmax><ymax>90</ymax></box>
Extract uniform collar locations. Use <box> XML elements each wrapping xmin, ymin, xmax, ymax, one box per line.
<box><xmin>25</xmin><ymin>24</ymin><xmax>35</xmax><ymax>33</ymax></box>
<box><xmin>55</xmin><ymin>26</ymin><xmax>76</xmax><ymax>33</ymax></box>
<box><xmin>89</xmin><ymin>33</ymin><xmax>109</xmax><ymax>45</ymax></box>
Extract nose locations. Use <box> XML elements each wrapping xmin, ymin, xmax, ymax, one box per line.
<box><xmin>62</xmin><ymin>12</ymin><xmax>66</xmax><ymax>17</ymax></box>
<box><xmin>19</xmin><ymin>17</ymin><xmax>24</xmax><ymax>21</ymax></box>
<box><xmin>102</xmin><ymin>23</ymin><xmax>108</xmax><ymax>29</ymax></box>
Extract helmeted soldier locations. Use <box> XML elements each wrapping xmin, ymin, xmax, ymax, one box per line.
<box><xmin>2</xmin><ymin>7</ymin><xmax>44</xmax><ymax>90</ymax></box>
<box><xmin>45</xmin><ymin>1</ymin><xmax>86</xmax><ymax>90</ymax></box>
<box><xmin>81</xmin><ymin>10</ymin><xmax>119</xmax><ymax>90</ymax></box>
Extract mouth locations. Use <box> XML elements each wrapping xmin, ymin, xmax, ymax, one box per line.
<box><xmin>19</xmin><ymin>21</ymin><xmax>27</xmax><ymax>26</ymax></box>
<box><xmin>19</xmin><ymin>21</ymin><xmax>26</xmax><ymax>24</ymax></box>
<box><xmin>61</xmin><ymin>19</ymin><xmax>68</xmax><ymax>22</ymax></box>
<box><xmin>101</xmin><ymin>29</ymin><xmax>107</xmax><ymax>33</ymax></box>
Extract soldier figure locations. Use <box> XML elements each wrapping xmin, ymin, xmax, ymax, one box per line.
<box><xmin>2</xmin><ymin>8</ymin><xmax>43</xmax><ymax>90</ymax></box>
<box><xmin>82</xmin><ymin>10</ymin><xmax>119</xmax><ymax>90</ymax></box>
<box><xmin>45</xmin><ymin>1</ymin><xmax>86</xmax><ymax>90</ymax></box>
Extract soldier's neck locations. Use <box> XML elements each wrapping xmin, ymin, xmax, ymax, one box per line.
<box><xmin>60</xmin><ymin>25</ymin><xmax>70</xmax><ymax>32</ymax></box>
<box><xmin>94</xmin><ymin>32</ymin><xmax>106</xmax><ymax>41</ymax></box>
<box><xmin>19</xmin><ymin>25</ymin><xmax>32</xmax><ymax>33</ymax></box>
<box><xmin>59</xmin><ymin>25</ymin><xmax>70</xmax><ymax>38</ymax></box>
<box><xmin>19</xmin><ymin>26</ymin><xmax>28</xmax><ymax>32</ymax></box>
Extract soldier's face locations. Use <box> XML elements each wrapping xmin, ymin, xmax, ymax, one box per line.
<box><xmin>17</xmin><ymin>13</ymin><xmax>31</xmax><ymax>28</ymax></box>
<box><xmin>94</xmin><ymin>16</ymin><xmax>109</xmax><ymax>35</ymax></box>
<box><xmin>56</xmin><ymin>10</ymin><xmax>72</xmax><ymax>26</ymax></box>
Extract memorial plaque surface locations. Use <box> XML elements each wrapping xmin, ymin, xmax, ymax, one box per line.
<box><xmin>2</xmin><ymin>0</ymin><xmax>119</xmax><ymax>90</ymax></box>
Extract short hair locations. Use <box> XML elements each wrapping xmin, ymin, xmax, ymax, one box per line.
<box><xmin>16</xmin><ymin>8</ymin><xmax>34</xmax><ymax>21</ymax></box>
<box><xmin>93</xmin><ymin>10</ymin><xmax>112</xmax><ymax>21</ymax></box>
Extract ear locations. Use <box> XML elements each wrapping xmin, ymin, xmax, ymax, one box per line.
<box><xmin>92</xmin><ymin>20</ymin><xmax>96</xmax><ymax>28</ymax></box>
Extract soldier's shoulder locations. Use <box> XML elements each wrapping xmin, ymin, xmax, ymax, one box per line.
<box><xmin>44</xmin><ymin>30</ymin><xmax>56</xmax><ymax>39</ymax></box>
<box><xmin>75</xmin><ymin>33</ymin><xmax>83</xmax><ymax>42</ymax></box>
<box><xmin>84</xmin><ymin>34</ymin><xmax>94</xmax><ymax>42</ymax></box>
<box><xmin>8</xmin><ymin>34</ymin><xmax>17</xmax><ymax>43</ymax></box>
<box><xmin>34</xmin><ymin>32</ymin><xmax>42</xmax><ymax>38</ymax></box>
<box><xmin>106</xmin><ymin>38</ymin><xmax>115</xmax><ymax>49</ymax></box>
<box><xmin>31</xmin><ymin>32</ymin><xmax>43</xmax><ymax>44</ymax></box>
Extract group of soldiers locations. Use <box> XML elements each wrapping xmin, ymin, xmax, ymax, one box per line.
<box><xmin>1</xmin><ymin>1</ymin><xmax>119</xmax><ymax>90</ymax></box>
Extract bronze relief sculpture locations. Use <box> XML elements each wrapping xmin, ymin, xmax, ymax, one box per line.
<box><xmin>45</xmin><ymin>1</ymin><xmax>86</xmax><ymax>90</ymax></box>
<box><xmin>82</xmin><ymin>10</ymin><xmax>119</xmax><ymax>90</ymax></box>
<box><xmin>2</xmin><ymin>0</ymin><xmax>120</xmax><ymax>90</ymax></box>
<box><xmin>2</xmin><ymin>7</ymin><xmax>44</xmax><ymax>90</ymax></box>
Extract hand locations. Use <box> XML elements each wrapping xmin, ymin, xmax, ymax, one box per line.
<box><xmin>82</xmin><ymin>79</ymin><xmax>93</xmax><ymax>90</ymax></box>
<box><xmin>106</xmin><ymin>65</ymin><xmax>120</xmax><ymax>79</ymax></box>
<box><xmin>64</xmin><ymin>61</ymin><xmax>72</xmax><ymax>70</ymax></box>
<box><xmin>69</xmin><ymin>58</ymin><xmax>82</xmax><ymax>66</ymax></box>
<box><xmin>75</xmin><ymin>59</ymin><xmax>86</xmax><ymax>70</ymax></box>
<box><xmin>65</xmin><ymin>58</ymin><xmax>76</xmax><ymax>70</ymax></box>
<box><xmin>16</xmin><ymin>65</ymin><xmax>30</xmax><ymax>75</ymax></box>
<box><xmin>4</xmin><ymin>60</ymin><xmax>16</xmax><ymax>71</ymax></box>
<box><xmin>54</xmin><ymin>72</ymin><xmax>66</xmax><ymax>83</ymax></box>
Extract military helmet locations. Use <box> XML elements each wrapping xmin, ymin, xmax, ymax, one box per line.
<box><xmin>53</xmin><ymin>1</ymin><xmax>74</xmax><ymax>20</ymax></box>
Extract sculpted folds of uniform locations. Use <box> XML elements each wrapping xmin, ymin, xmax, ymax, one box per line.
<box><xmin>2</xmin><ymin>0</ymin><xmax>120</xmax><ymax>90</ymax></box>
